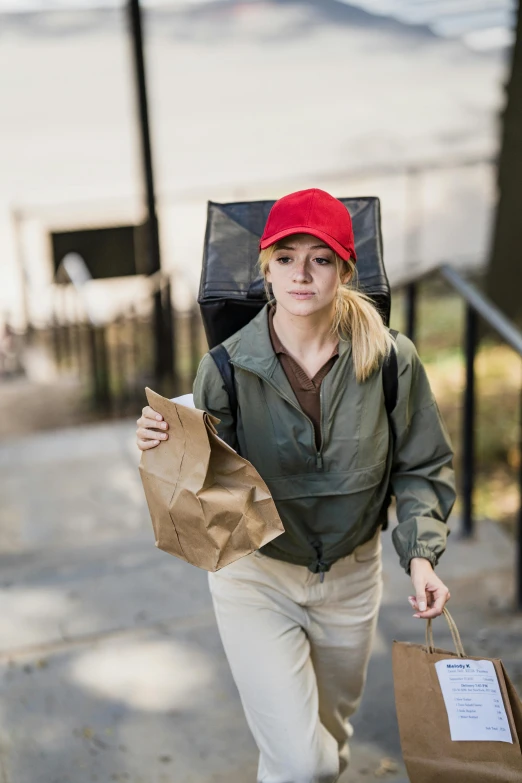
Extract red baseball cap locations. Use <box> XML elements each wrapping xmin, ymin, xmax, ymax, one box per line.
<box><xmin>259</xmin><ymin>188</ymin><xmax>356</xmax><ymax>263</ymax></box>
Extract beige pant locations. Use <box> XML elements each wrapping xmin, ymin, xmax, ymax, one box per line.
<box><xmin>208</xmin><ymin>529</ymin><xmax>383</xmax><ymax>783</ymax></box>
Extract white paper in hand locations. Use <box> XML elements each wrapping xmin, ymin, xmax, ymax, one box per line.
<box><xmin>435</xmin><ymin>659</ymin><xmax>513</xmax><ymax>743</ymax></box>
<box><xmin>170</xmin><ymin>394</ymin><xmax>195</xmax><ymax>408</ymax></box>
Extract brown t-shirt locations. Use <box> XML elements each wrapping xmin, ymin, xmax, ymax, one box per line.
<box><xmin>268</xmin><ymin>306</ymin><xmax>339</xmax><ymax>449</ymax></box>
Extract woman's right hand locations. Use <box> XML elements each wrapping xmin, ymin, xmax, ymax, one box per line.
<box><xmin>136</xmin><ymin>406</ymin><xmax>169</xmax><ymax>451</ymax></box>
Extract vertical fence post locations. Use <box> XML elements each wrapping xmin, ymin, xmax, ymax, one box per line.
<box><xmin>162</xmin><ymin>279</ymin><xmax>176</xmax><ymax>393</ymax></box>
<box><xmin>189</xmin><ymin>304</ymin><xmax>202</xmax><ymax>383</ymax></box>
<box><xmin>113</xmin><ymin>320</ymin><xmax>127</xmax><ymax>414</ymax></box>
<box><xmin>128</xmin><ymin>306</ymin><xmax>140</xmax><ymax>406</ymax></box>
<box><xmin>63</xmin><ymin>322</ymin><xmax>72</xmax><ymax>371</ymax></box>
<box><xmin>97</xmin><ymin>326</ymin><xmax>111</xmax><ymax>412</ymax></box>
<box><xmin>405</xmin><ymin>282</ymin><xmax>417</xmax><ymax>343</ymax></box>
<box><xmin>462</xmin><ymin>304</ymin><xmax>477</xmax><ymax>537</ymax></box>
<box><xmin>128</xmin><ymin>0</ymin><xmax>174</xmax><ymax>388</ymax></box>
<box><xmin>515</xmin><ymin>380</ymin><xmax>522</xmax><ymax>612</ymax></box>
<box><xmin>87</xmin><ymin>325</ymin><xmax>98</xmax><ymax>407</ymax></box>
<box><xmin>87</xmin><ymin>324</ymin><xmax>111</xmax><ymax>412</ymax></box>
<box><xmin>72</xmin><ymin>298</ymin><xmax>83</xmax><ymax>379</ymax></box>
<box><xmin>52</xmin><ymin>315</ymin><xmax>61</xmax><ymax>368</ymax></box>
<box><xmin>404</xmin><ymin>165</ymin><xmax>422</xmax><ymax>342</ymax></box>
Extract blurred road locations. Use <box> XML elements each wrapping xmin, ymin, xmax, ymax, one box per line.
<box><xmin>1</xmin><ymin>419</ymin><xmax>521</xmax><ymax>783</ymax></box>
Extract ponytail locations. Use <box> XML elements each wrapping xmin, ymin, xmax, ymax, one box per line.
<box><xmin>333</xmin><ymin>262</ymin><xmax>395</xmax><ymax>382</ymax></box>
<box><xmin>258</xmin><ymin>244</ymin><xmax>394</xmax><ymax>384</ymax></box>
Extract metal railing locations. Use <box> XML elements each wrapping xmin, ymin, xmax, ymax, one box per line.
<box><xmin>49</xmin><ymin>257</ymin><xmax>206</xmax><ymax>416</ymax></box>
<box><xmin>401</xmin><ymin>264</ymin><xmax>522</xmax><ymax>611</ymax></box>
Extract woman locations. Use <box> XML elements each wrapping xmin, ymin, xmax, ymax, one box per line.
<box><xmin>136</xmin><ymin>188</ymin><xmax>456</xmax><ymax>783</ymax></box>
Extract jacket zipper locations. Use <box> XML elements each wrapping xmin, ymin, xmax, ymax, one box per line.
<box><xmin>231</xmin><ymin>359</ymin><xmax>328</xmax><ymax>574</ymax></box>
<box><xmin>316</xmin><ymin>382</ymin><xmax>326</xmax><ymax>470</ymax></box>
<box><xmin>311</xmin><ymin>540</ymin><xmax>327</xmax><ymax>582</ymax></box>
<box><xmin>231</xmin><ymin>360</ymin><xmax>325</xmax><ymax>472</ymax></box>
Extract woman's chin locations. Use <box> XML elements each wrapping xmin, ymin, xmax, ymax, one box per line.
<box><xmin>278</xmin><ymin>296</ymin><xmax>326</xmax><ymax>318</ymax></box>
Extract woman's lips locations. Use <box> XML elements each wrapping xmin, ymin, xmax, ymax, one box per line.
<box><xmin>289</xmin><ymin>291</ymin><xmax>315</xmax><ymax>300</ymax></box>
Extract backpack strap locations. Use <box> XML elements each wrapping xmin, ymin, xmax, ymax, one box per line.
<box><xmin>382</xmin><ymin>328</ymin><xmax>399</xmax><ymax>421</ymax></box>
<box><xmin>380</xmin><ymin>328</ymin><xmax>399</xmax><ymax>531</ymax></box>
<box><xmin>209</xmin><ymin>344</ymin><xmax>238</xmax><ymax>431</ymax></box>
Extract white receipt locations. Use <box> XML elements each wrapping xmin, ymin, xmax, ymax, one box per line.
<box><xmin>435</xmin><ymin>659</ymin><xmax>513</xmax><ymax>743</ymax></box>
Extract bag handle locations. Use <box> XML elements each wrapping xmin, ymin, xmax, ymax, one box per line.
<box><xmin>425</xmin><ymin>607</ymin><xmax>466</xmax><ymax>658</ymax></box>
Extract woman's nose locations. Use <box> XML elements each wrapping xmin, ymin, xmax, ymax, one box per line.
<box><xmin>292</xmin><ymin>261</ymin><xmax>312</xmax><ymax>282</ymax></box>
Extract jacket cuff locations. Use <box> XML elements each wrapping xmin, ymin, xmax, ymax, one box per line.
<box><xmin>404</xmin><ymin>546</ymin><xmax>438</xmax><ymax>573</ymax></box>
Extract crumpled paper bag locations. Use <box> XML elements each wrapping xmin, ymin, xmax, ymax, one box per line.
<box><xmin>139</xmin><ymin>387</ymin><xmax>284</xmax><ymax>571</ymax></box>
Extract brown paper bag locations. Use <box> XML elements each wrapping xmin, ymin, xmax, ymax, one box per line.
<box><xmin>139</xmin><ymin>387</ymin><xmax>284</xmax><ymax>571</ymax></box>
<box><xmin>392</xmin><ymin>608</ymin><xmax>522</xmax><ymax>782</ymax></box>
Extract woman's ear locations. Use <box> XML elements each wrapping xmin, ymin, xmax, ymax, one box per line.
<box><xmin>341</xmin><ymin>269</ymin><xmax>352</xmax><ymax>286</ymax></box>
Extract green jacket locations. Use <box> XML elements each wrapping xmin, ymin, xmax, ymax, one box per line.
<box><xmin>193</xmin><ymin>306</ymin><xmax>456</xmax><ymax>574</ymax></box>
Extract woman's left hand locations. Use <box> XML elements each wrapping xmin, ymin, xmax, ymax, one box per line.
<box><xmin>408</xmin><ymin>557</ymin><xmax>451</xmax><ymax>619</ymax></box>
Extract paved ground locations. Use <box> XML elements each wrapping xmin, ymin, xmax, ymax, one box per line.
<box><xmin>0</xmin><ymin>375</ymin><xmax>99</xmax><ymax>438</ymax></box>
<box><xmin>1</xmin><ymin>419</ymin><xmax>521</xmax><ymax>783</ymax></box>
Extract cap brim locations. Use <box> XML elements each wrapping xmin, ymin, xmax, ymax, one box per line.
<box><xmin>259</xmin><ymin>226</ymin><xmax>355</xmax><ymax>262</ymax></box>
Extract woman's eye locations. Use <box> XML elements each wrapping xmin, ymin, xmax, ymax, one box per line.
<box><xmin>315</xmin><ymin>257</ymin><xmax>331</xmax><ymax>265</ymax></box>
<box><xmin>276</xmin><ymin>256</ymin><xmax>292</xmax><ymax>264</ymax></box>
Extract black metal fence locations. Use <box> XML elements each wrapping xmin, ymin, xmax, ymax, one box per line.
<box><xmin>42</xmin><ymin>280</ymin><xmax>207</xmax><ymax>417</ymax></box>
<box><xmin>400</xmin><ymin>264</ymin><xmax>522</xmax><ymax>610</ymax></box>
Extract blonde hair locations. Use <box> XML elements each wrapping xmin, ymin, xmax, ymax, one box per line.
<box><xmin>258</xmin><ymin>240</ymin><xmax>395</xmax><ymax>383</ymax></box>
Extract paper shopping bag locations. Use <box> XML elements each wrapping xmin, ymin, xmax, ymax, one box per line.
<box><xmin>392</xmin><ymin>608</ymin><xmax>522</xmax><ymax>783</ymax></box>
<box><xmin>139</xmin><ymin>387</ymin><xmax>284</xmax><ymax>571</ymax></box>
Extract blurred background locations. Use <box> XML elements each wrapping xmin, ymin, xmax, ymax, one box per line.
<box><xmin>1</xmin><ymin>2</ymin><xmax>522</xmax><ymax>782</ymax></box>
<box><xmin>1</xmin><ymin>0</ymin><xmax>519</xmax><ymax>525</ymax></box>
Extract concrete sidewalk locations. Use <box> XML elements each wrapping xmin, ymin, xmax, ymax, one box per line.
<box><xmin>0</xmin><ymin>420</ymin><xmax>521</xmax><ymax>783</ymax></box>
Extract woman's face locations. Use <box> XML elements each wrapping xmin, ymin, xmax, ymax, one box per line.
<box><xmin>265</xmin><ymin>234</ymin><xmax>349</xmax><ymax>319</ymax></box>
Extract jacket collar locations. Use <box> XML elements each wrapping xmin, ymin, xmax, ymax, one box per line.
<box><xmin>230</xmin><ymin>305</ymin><xmax>279</xmax><ymax>379</ymax></box>
<box><xmin>230</xmin><ymin>304</ymin><xmax>351</xmax><ymax>382</ymax></box>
